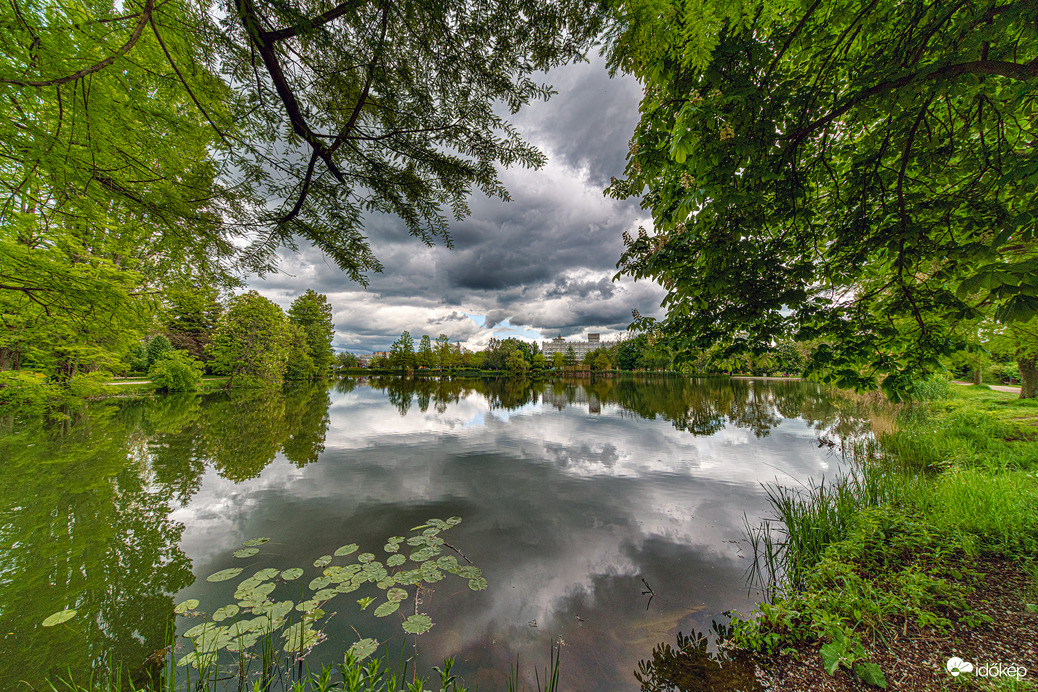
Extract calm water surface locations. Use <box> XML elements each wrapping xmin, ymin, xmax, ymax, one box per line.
<box><xmin>0</xmin><ymin>377</ymin><xmax>873</xmax><ymax>691</ymax></box>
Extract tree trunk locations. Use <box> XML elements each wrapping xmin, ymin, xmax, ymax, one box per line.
<box><xmin>1018</xmin><ymin>357</ymin><xmax>1038</xmax><ymax>399</ymax></box>
<box><xmin>972</xmin><ymin>366</ymin><xmax>981</xmax><ymax>385</ymax></box>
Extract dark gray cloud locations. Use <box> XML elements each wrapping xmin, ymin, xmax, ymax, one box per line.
<box><xmin>250</xmin><ymin>56</ymin><xmax>665</xmax><ymax>352</ymax></box>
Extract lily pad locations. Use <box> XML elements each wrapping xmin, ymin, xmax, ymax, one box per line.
<box><xmin>282</xmin><ymin>622</ymin><xmax>321</xmax><ymax>653</ymax></box>
<box><xmin>422</xmin><ymin>528</ymin><xmax>441</xmax><ymax>537</ymax></box>
<box><xmin>357</xmin><ymin>596</ymin><xmax>375</xmax><ymax>610</ymax></box>
<box><xmin>207</xmin><ymin>567</ymin><xmax>243</xmax><ymax>582</ymax></box>
<box><xmin>387</xmin><ymin>587</ymin><xmax>408</xmax><ymax>602</ymax></box>
<box><xmin>334</xmin><ymin>543</ymin><xmax>359</xmax><ymax>557</ymax></box>
<box><xmin>309</xmin><ymin>576</ymin><xmax>331</xmax><ymax>590</ymax></box>
<box><xmin>406</xmin><ymin>536</ymin><xmax>426</xmax><ymax>546</ymax></box>
<box><xmin>446</xmin><ymin>517</ymin><xmax>462</xmax><ymax>526</ymax></box>
<box><xmin>387</xmin><ymin>554</ymin><xmax>406</xmax><ymax>567</ymax></box>
<box><xmin>357</xmin><ymin>552</ymin><xmax>375</xmax><ymax>564</ymax></box>
<box><xmin>384</xmin><ymin>542</ymin><xmax>399</xmax><ymax>553</ymax></box>
<box><xmin>468</xmin><ymin>577</ymin><xmax>488</xmax><ymax>591</ymax></box>
<box><xmin>373</xmin><ymin>600</ymin><xmax>400</xmax><ymax>617</ymax></box>
<box><xmin>314</xmin><ymin>555</ymin><xmax>333</xmax><ymax>568</ymax></box>
<box><xmin>456</xmin><ymin>566</ymin><xmax>481</xmax><ymax>579</ymax></box>
<box><xmin>174</xmin><ymin>599</ymin><xmax>199</xmax><ymax>614</ymax></box>
<box><xmin>42</xmin><ymin>609</ymin><xmax>77</xmax><ymax>627</ymax></box>
<box><xmin>280</xmin><ymin>567</ymin><xmax>303</xmax><ymax>581</ymax></box>
<box><xmin>422</xmin><ymin>569</ymin><xmax>444</xmax><ymax>583</ymax></box>
<box><xmin>213</xmin><ymin>604</ymin><xmax>240</xmax><ymax>622</ymax></box>
<box><xmin>226</xmin><ymin>632</ymin><xmax>260</xmax><ymax>652</ymax></box>
<box><xmin>376</xmin><ymin>576</ymin><xmax>396</xmax><ymax>589</ymax></box>
<box><xmin>234</xmin><ymin>547</ymin><xmax>259</xmax><ymax>559</ymax></box>
<box><xmin>388</xmin><ymin>536</ymin><xmax>405</xmax><ymax>544</ymax></box>
<box><xmin>254</xmin><ymin>568</ymin><xmax>279</xmax><ymax>580</ymax></box>
<box><xmin>241</xmin><ymin>537</ymin><xmax>270</xmax><ymax>547</ymax></box>
<box><xmin>336</xmin><ymin>582</ymin><xmax>360</xmax><ymax>593</ymax></box>
<box><xmin>184</xmin><ymin>622</ymin><xmax>219</xmax><ymax>638</ymax></box>
<box><xmin>314</xmin><ymin>588</ymin><xmax>337</xmax><ymax>601</ymax></box>
<box><xmin>296</xmin><ymin>599</ymin><xmax>320</xmax><ymax>612</ymax></box>
<box><xmin>177</xmin><ymin>651</ymin><xmax>217</xmax><ymax>669</ymax></box>
<box><xmin>402</xmin><ymin>614</ymin><xmax>433</xmax><ymax>634</ymax></box>
<box><xmin>347</xmin><ymin>638</ymin><xmax>378</xmax><ymax>662</ymax></box>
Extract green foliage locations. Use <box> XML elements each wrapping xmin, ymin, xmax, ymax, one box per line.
<box><xmin>165</xmin><ymin>284</ymin><xmax>223</xmax><ymax>362</ymax></box>
<box><xmin>288</xmin><ymin>290</ymin><xmax>335</xmax><ymax>378</ymax></box>
<box><xmin>416</xmin><ymin>335</ymin><xmax>435</xmax><ymax>369</ymax></box>
<box><xmin>819</xmin><ymin>630</ymin><xmax>887</xmax><ymax>688</ymax></box>
<box><xmin>607</xmin><ymin>0</ymin><xmax>1038</xmax><ymax>399</ymax></box>
<box><xmin>907</xmin><ymin>374</ymin><xmax>952</xmax><ymax>402</ymax></box>
<box><xmin>207</xmin><ymin>292</ymin><xmax>289</xmax><ymax>389</ymax></box>
<box><xmin>0</xmin><ymin>371</ymin><xmax>60</xmax><ymax>415</ymax></box>
<box><xmin>146</xmin><ymin>336</ymin><xmax>174</xmax><ymax>370</ymax></box>
<box><xmin>149</xmin><ymin>351</ymin><xmax>204</xmax><ymax>393</ymax></box>
<box><xmin>388</xmin><ymin>332</ymin><xmax>415</xmax><ymax>370</ymax></box>
<box><xmin>285</xmin><ymin>323</ymin><xmax>317</xmax><ymax>381</ymax></box>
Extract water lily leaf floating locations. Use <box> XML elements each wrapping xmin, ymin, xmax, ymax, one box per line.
<box><xmin>387</xmin><ymin>587</ymin><xmax>408</xmax><ymax>602</ymax></box>
<box><xmin>309</xmin><ymin>576</ymin><xmax>332</xmax><ymax>591</ymax></box>
<box><xmin>347</xmin><ymin>638</ymin><xmax>379</xmax><ymax>663</ymax></box>
<box><xmin>334</xmin><ymin>543</ymin><xmax>358</xmax><ymax>557</ymax></box>
<box><xmin>280</xmin><ymin>567</ymin><xmax>303</xmax><ymax>581</ymax></box>
<box><xmin>173</xmin><ymin>599</ymin><xmax>199</xmax><ymax>614</ymax></box>
<box><xmin>373</xmin><ymin>600</ymin><xmax>400</xmax><ymax>617</ymax></box>
<box><xmin>282</xmin><ymin>622</ymin><xmax>321</xmax><ymax>653</ymax></box>
<box><xmin>254</xmin><ymin>567</ymin><xmax>279</xmax><ymax>581</ymax></box>
<box><xmin>468</xmin><ymin>577</ymin><xmax>488</xmax><ymax>591</ymax></box>
<box><xmin>234</xmin><ymin>547</ymin><xmax>259</xmax><ymax>559</ymax></box>
<box><xmin>177</xmin><ymin>651</ymin><xmax>217</xmax><ymax>669</ymax></box>
<box><xmin>213</xmin><ymin>604</ymin><xmax>240</xmax><ymax>622</ymax></box>
<box><xmin>207</xmin><ymin>567</ymin><xmax>243</xmax><ymax>582</ymax></box>
<box><xmin>357</xmin><ymin>596</ymin><xmax>375</xmax><ymax>610</ymax></box>
<box><xmin>402</xmin><ymin>614</ymin><xmax>433</xmax><ymax>634</ymax></box>
<box><xmin>387</xmin><ymin>554</ymin><xmax>406</xmax><ymax>567</ymax></box>
<box><xmin>241</xmin><ymin>537</ymin><xmax>270</xmax><ymax>547</ymax></box>
<box><xmin>314</xmin><ymin>555</ymin><xmax>332</xmax><ymax>568</ymax></box>
<box><xmin>41</xmin><ymin>609</ymin><xmax>77</xmax><ymax>627</ymax></box>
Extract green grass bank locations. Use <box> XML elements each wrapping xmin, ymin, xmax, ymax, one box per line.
<box><xmin>734</xmin><ymin>385</ymin><xmax>1038</xmax><ymax>690</ymax></box>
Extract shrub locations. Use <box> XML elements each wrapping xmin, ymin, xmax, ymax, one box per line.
<box><xmin>0</xmin><ymin>370</ymin><xmax>59</xmax><ymax>414</ymax></box>
<box><xmin>146</xmin><ymin>334</ymin><xmax>174</xmax><ymax>369</ymax></box>
<box><xmin>64</xmin><ymin>371</ymin><xmax>110</xmax><ymax>405</ymax></box>
<box><xmin>149</xmin><ymin>351</ymin><xmax>204</xmax><ymax>392</ymax></box>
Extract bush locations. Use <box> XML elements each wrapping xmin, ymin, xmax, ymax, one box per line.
<box><xmin>0</xmin><ymin>370</ymin><xmax>60</xmax><ymax>414</ymax></box>
<box><xmin>907</xmin><ymin>374</ymin><xmax>951</xmax><ymax>401</ymax></box>
<box><xmin>146</xmin><ymin>334</ymin><xmax>174</xmax><ymax>369</ymax></box>
<box><xmin>64</xmin><ymin>371</ymin><xmax>110</xmax><ymax>405</ymax></box>
<box><xmin>149</xmin><ymin>351</ymin><xmax>204</xmax><ymax>392</ymax></box>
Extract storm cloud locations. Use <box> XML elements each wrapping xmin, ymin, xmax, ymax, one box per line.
<box><xmin>250</xmin><ymin>56</ymin><xmax>665</xmax><ymax>352</ymax></box>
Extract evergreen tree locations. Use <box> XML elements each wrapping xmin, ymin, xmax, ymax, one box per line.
<box><xmin>288</xmin><ymin>289</ymin><xmax>335</xmax><ymax>378</ymax></box>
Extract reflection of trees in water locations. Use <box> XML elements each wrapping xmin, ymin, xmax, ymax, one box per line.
<box><xmin>635</xmin><ymin>623</ymin><xmax>761</xmax><ymax>692</ymax></box>
<box><xmin>360</xmin><ymin>374</ymin><xmax>876</xmax><ymax>444</ymax></box>
<box><xmin>0</xmin><ymin>407</ymin><xmax>193</xmax><ymax>688</ymax></box>
<box><xmin>0</xmin><ymin>383</ymin><xmax>337</xmax><ymax>687</ymax></box>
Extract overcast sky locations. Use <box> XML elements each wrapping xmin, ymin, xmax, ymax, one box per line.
<box><xmin>249</xmin><ymin>56</ymin><xmax>666</xmax><ymax>354</ymax></box>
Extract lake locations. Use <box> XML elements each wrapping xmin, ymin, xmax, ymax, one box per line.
<box><xmin>0</xmin><ymin>376</ymin><xmax>873</xmax><ymax>691</ymax></box>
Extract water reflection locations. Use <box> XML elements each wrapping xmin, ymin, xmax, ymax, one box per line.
<box><xmin>635</xmin><ymin>623</ymin><xmax>761</xmax><ymax>691</ymax></box>
<box><xmin>0</xmin><ymin>377</ymin><xmax>876</xmax><ymax>690</ymax></box>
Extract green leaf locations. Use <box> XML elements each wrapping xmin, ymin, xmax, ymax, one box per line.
<box><xmin>853</xmin><ymin>661</ymin><xmax>888</xmax><ymax>689</ymax></box>
<box><xmin>213</xmin><ymin>604</ymin><xmax>240</xmax><ymax>622</ymax></box>
<box><xmin>280</xmin><ymin>567</ymin><xmax>303</xmax><ymax>581</ymax></box>
<box><xmin>347</xmin><ymin>638</ymin><xmax>378</xmax><ymax>662</ymax></box>
<box><xmin>373</xmin><ymin>601</ymin><xmax>400</xmax><ymax>617</ymax></box>
<box><xmin>207</xmin><ymin>568</ymin><xmax>243</xmax><ymax>582</ymax></box>
<box><xmin>177</xmin><ymin>651</ymin><xmax>217</xmax><ymax>669</ymax></box>
<box><xmin>254</xmin><ymin>568</ymin><xmax>279</xmax><ymax>580</ymax></box>
<box><xmin>234</xmin><ymin>547</ymin><xmax>259</xmax><ymax>559</ymax></box>
<box><xmin>309</xmin><ymin>576</ymin><xmax>332</xmax><ymax>590</ymax></box>
<box><xmin>41</xmin><ymin>609</ymin><xmax>77</xmax><ymax>627</ymax></box>
<box><xmin>314</xmin><ymin>555</ymin><xmax>332</xmax><ymax>567</ymax></box>
<box><xmin>468</xmin><ymin>577</ymin><xmax>488</xmax><ymax>591</ymax></box>
<box><xmin>241</xmin><ymin>537</ymin><xmax>270</xmax><ymax>547</ymax></box>
<box><xmin>820</xmin><ymin>643</ymin><xmax>843</xmax><ymax>675</ymax></box>
<box><xmin>357</xmin><ymin>552</ymin><xmax>375</xmax><ymax>563</ymax></box>
<box><xmin>387</xmin><ymin>554</ymin><xmax>406</xmax><ymax>566</ymax></box>
<box><xmin>334</xmin><ymin>543</ymin><xmax>359</xmax><ymax>556</ymax></box>
<box><xmin>387</xmin><ymin>587</ymin><xmax>408</xmax><ymax>602</ymax></box>
<box><xmin>174</xmin><ymin>599</ymin><xmax>200</xmax><ymax>614</ymax></box>
<box><xmin>402</xmin><ymin>614</ymin><xmax>433</xmax><ymax>634</ymax></box>
<box><xmin>384</xmin><ymin>542</ymin><xmax>399</xmax><ymax>553</ymax></box>
<box><xmin>357</xmin><ymin>596</ymin><xmax>375</xmax><ymax>610</ymax></box>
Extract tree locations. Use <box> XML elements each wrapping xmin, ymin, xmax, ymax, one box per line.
<box><xmin>284</xmin><ymin>322</ymin><xmax>317</xmax><ymax>380</ymax></box>
<box><xmin>608</xmin><ymin>0</ymin><xmax>1038</xmax><ymax>399</ymax></box>
<box><xmin>564</xmin><ymin>345</ymin><xmax>578</xmax><ymax>366</ymax></box>
<box><xmin>388</xmin><ymin>332</ymin><xmax>415</xmax><ymax>370</ymax></box>
<box><xmin>416</xmin><ymin>335</ymin><xmax>436</xmax><ymax>369</ymax></box>
<box><xmin>149</xmin><ymin>351</ymin><xmax>204</xmax><ymax>392</ymax></box>
<box><xmin>165</xmin><ymin>284</ymin><xmax>223</xmax><ymax>362</ymax></box>
<box><xmin>335</xmin><ymin>352</ymin><xmax>361</xmax><ymax>369</ymax></box>
<box><xmin>1</xmin><ymin>0</ymin><xmax>607</xmax><ymax>283</ymax></box>
<box><xmin>435</xmin><ymin>335</ymin><xmax>456</xmax><ymax>370</ymax></box>
<box><xmin>772</xmin><ymin>342</ymin><xmax>806</xmax><ymax>376</ymax></box>
<box><xmin>985</xmin><ymin>318</ymin><xmax>1038</xmax><ymax>398</ymax></box>
<box><xmin>551</xmin><ymin>351</ymin><xmax>566</xmax><ymax>369</ymax></box>
<box><xmin>505</xmin><ymin>349</ymin><xmax>529</xmax><ymax>377</ymax></box>
<box><xmin>288</xmin><ymin>290</ymin><xmax>335</xmax><ymax>377</ymax></box>
<box><xmin>206</xmin><ymin>291</ymin><xmax>289</xmax><ymax>388</ymax></box>
<box><xmin>146</xmin><ymin>335</ymin><xmax>174</xmax><ymax>370</ymax></box>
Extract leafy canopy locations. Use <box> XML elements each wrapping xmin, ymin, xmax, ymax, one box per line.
<box><xmin>607</xmin><ymin>0</ymin><xmax>1038</xmax><ymax>398</ymax></box>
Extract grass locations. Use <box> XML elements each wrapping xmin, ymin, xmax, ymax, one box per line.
<box><xmin>736</xmin><ymin>385</ymin><xmax>1038</xmax><ymax>686</ymax></box>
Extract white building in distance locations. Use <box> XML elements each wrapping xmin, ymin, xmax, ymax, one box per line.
<box><xmin>540</xmin><ymin>333</ymin><xmax>613</xmax><ymax>359</ymax></box>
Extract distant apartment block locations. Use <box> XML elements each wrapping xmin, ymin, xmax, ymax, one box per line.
<box><xmin>540</xmin><ymin>333</ymin><xmax>612</xmax><ymax>359</ymax></box>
